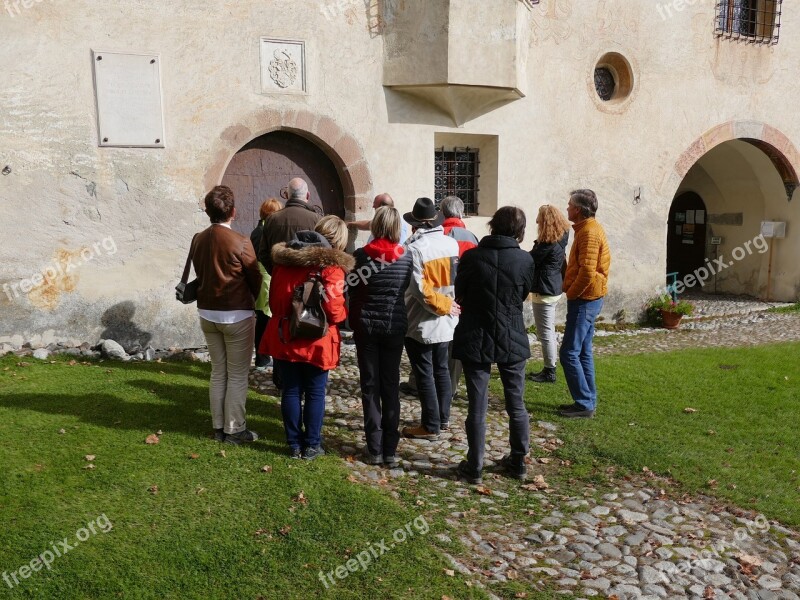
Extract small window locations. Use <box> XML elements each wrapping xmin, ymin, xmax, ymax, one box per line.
<box><xmin>715</xmin><ymin>0</ymin><xmax>782</xmax><ymax>45</ymax></box>
<box><xmin>434</xmin><ymin>147</ymin><xmax>480</xmax><ymax>216</ymax></box>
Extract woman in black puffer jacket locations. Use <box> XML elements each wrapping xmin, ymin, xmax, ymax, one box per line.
<box><xmin>349</xmin><ymin>206</ymin><xmax>413</xmax><ymax>468</ymax></box>
<box><xmin>453</xmin><ymin>206</ymin><xmax>535</xmax><ymax>484</ymax></box>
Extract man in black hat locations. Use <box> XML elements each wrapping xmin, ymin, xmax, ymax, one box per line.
<box><xmin>401</xmin><ymin>198</ymin><xmax>461</xmax><ymax>440</ymax></box>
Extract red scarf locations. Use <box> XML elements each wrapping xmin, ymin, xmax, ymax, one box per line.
<box><xmin>363</xmin><ymin>238</ymin><xmax>405</xmax><ymax>263</ymax></box>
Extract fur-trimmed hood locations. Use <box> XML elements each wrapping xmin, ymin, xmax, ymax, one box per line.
<box><xmin>271</xmin><ymin>242</ymin><xmax>355</xmax><ymax>272</ymax></box>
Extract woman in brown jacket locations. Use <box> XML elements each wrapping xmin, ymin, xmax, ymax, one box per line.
<box><xmin>192</xmin><ymin>186</ymin><xmax>263</xmax><ymax>444</ymax></box>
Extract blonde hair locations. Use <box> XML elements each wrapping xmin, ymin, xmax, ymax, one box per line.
<box><xmin>315</xmin><ymin>215</ymin><xmax>348</xmax><ymax>251</ymax></box>
<box><xmin>259</xmin><ymin>198</ymin><xmax>282</xmax><ymax>220</ymax></box>
<box><xmin>537</xmin><ymin>204</ymin><xmax>571</xmax><ymax>244</ymax></box>
<box><xmin>370</xmin><ymin>206</ymin><xmax>401</xmax><ymax>243</ymax></box>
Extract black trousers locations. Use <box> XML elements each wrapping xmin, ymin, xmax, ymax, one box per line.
<box><xmin>405</xmin><ymin>337</ymin><xmax>452</xmax><ymax>434</ymax></box>
<box><xmin>254</xmin><ymin>310</ymin><xmax>271</xmax><ymax>364</ymax></box>
<box><xmin>355</xmin><ymin>332</ymin><xmax>405</xmax><ymax>457</ymax></box>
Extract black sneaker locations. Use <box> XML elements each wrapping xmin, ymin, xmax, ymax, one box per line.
<box><xmin>383</xmin><ymin>455</ymin><xmax>400</xmax><ymax>469</ymax></box>
<box><xmin>528</xmin><ymin>367</ymin><xmax>556</xmax><ymax>383</ymax></box>
<box><xmin>303</xmin><ymin>446</ymin><xmax>325</xmax><ymax>461</ymax></box>
<box><xmin>558</xmin><ymin>405</ymin><xmax>595</xmax><ymax>419</ymax></box>
<box><xmin>559</xmin><ymin>402</ymin><xmax>580</xmax><ymax>410</ymax></box>
<box><xmin>289</xmin><ymin>447</ymin><xmax>302</xmax><ymax>459</ymax></box>
<box><xmin>499</xmin><ymin>454</ymin><xmax>527</xmax><ymax>480</ymax></box>
<box><xmin>225</xmin><ymin>429</ymin><xmax>259</xmax><ymax>445</ymax></box>
<box><xmin>456</xmin><ymin>460</ymin><xmax>482</xmax><ymax>485</ymax></box>
<box><xmin>213</xmin><ymin>428</ymin><xmax>225</xmax><ymax>442</ymax></box>
<box><xmin>364</xmin><ymin>453</ymin><xmax>383</xmax><ymax>466</ymax></box>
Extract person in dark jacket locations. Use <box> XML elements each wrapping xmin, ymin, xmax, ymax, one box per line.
<box><xmin>349</xmin><ymin>207</ymin><xmax>413</xmax><ymax>468</ymax></box>
<box><xmin>191</xmin><ymin>185</ymin><xmax>262</xmax><ymax>445</ymax></box>
<box><xmin>528</xmin><ymin>204</ymin><xmax>571</xmax><ymax>383</ymax></box>
<box><xmin>257</xmin><ymin>178</ymin><xmax>321</xmax><ymax>274</ymax></box>
<box><xmin>453</xmin><ymin>206</ymin><xmax>535</xmax><ymax>484</ymax></box>
<box><xmin>249</xmin><ymin>198</ymin><xmax>282</xmax><ymax>369</ymax></box>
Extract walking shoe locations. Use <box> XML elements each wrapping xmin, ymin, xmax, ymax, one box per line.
<box><xmin>254</xmin><ymin>355</ymin><xmax>273</xmax><ymax>371</ymax></box>
<box><xmin>213</xmin><ymin>428</ymin><xmax>225</xmax><ymax>442</ymax></box>
<box><xmin>399</xmin><ymin>382</ymin><xmax>417</xmax><ymax>395</ymax></box>
<box><xmin>440</xmin><ymin>421</ymin><xmax>450</xmax><ymax>432</ymax></box>
<box><xmin>528</xmin><ymin>367</ymin><xmax>557</xmax><ymax>383</ymax></box>
<box><xmin>559</xmin><ymin>402</ymin><xmax>580</xmax><ymax>410</ymax></box>
<box><xmin>364</xmin><ymin>452</ymin><xmax>383</xmax><ymax>466</ymax></box>
<box><xmin>303</xmin><ymin>445</ymin><xmax>325</xmax><ymax>460</ymax></box>
<box><xmin>402</xmin><ymin>425</ymin><xmax>439</xmax><ymax>440</ymax></box>
<box><xmin>558</xmin><ymin>405</ymin><xmax>595</xmax><ymax>419</ymax></box>
<box><xmin>225</xmin><ymin>429</ymin><xmax>260</xmax><ymax>445</ymax></box>
<box><xmin>383</xmin><ymin>455</ymin><xmax>400</xmax><ymax>469</ymax></box>
<box><xmin>498</xmin><ymin>454</ymin><xmax>528</xmax><ymax>480</ymax></box>
<box><xmin>456</xmin><ymin>460</ymin><xmax>482</xmax><ymax>485</ymax></box>
<box><xmin>289</xmin><ymin>447</ymin><xmax>302</xmax><ymax>459</ymax></box>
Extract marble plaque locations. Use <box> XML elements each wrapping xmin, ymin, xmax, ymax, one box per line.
<box><xmin>260</xmin><ymin>38</ymin><xmax>306</xmax><ymax>94</ymax></box>
<box><xmin>93</xmin><ymin>51</ymin><xmax>165</xmax><ymax>148</ymax></box>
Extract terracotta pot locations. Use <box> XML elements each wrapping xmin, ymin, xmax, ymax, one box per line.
<box><xmin>660</xmin><ymin>309</ymin><xmax>683</xmax><ymax>330</ymax></box>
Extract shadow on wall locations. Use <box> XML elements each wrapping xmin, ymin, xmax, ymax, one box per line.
<box><xmin>100</xmin><ymin>301</ymin><xmax>152</xmax><ymax>352</ymax></box>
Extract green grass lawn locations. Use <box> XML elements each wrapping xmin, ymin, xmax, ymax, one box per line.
<box><xmin>0</xmin><ymin>356</ymin><xmax>481</xmax><ymax>600</ymax></box>
<box><xmin>522</xmin><ymin>341</ymin><xmax>800</xmax><ymax>527</ymax></box>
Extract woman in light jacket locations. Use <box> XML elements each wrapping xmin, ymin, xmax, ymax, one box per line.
<box><xmin>528</xmin><ymin>205</ymin><xmax>571</xmax><ymax>383</ymax></box>
<box><xmin>260</xmin><ymin>216</ymin><xmax>354</xmax><ymax>460</ymax></box>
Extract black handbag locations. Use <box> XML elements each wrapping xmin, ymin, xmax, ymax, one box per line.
<box><xmin>281</xmin><ymin>271</ymin><xmax>328</xmax><ymax>340</ymax></box>
<box><xmin>176</xmin><ymin>235</ymin><xmax>199</xmax><ymax>304</ymax></box>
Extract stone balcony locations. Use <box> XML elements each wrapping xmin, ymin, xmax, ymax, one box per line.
<box><xmin>382</xmin><ymin>0</ymin><xmax>531</xmax><ymax>125</ymax></box>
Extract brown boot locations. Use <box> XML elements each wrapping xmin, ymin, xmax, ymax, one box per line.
<box><xmin>401</xmin><ymin>424</ymin><xmax>439</xmax><ymax>440</ymax></box>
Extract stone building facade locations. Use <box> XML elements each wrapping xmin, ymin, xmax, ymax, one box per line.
<box><xmin>1</xmin><ymin>0</ymin><xmax>798</xmax><ymax>349</ymax></box>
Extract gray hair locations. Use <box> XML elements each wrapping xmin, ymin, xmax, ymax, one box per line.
<box><xmin>569</xmin><ymin>189</ymin><xmax>598</xmax><ymax>218</ymax></box>
<box><xmin>441</xmin><ymin>196</ymin><xmax>465</xmax><ymax>219</ymax></box>
<box><xmin>288</xmin><ymin>178</ymin><xmax>309</xmax><ymax>202</ymax></box>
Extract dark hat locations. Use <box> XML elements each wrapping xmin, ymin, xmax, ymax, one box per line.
<box><xmin>287</xmin><ymin>230</ymin><xmax>331</xmax><ymax>250</ymax></box>
<box><xmin>403</xmin><ymin>197</ymin><xmax>445</xmax><ymax>229</ymax></box>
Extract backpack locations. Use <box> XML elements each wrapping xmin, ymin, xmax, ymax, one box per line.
<box><xmin>288</xmin><ymin>271</ymin><xmax>328</xmax><ymax>339</ymax></box>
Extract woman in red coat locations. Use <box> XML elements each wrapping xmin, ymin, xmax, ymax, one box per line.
<box><xmin>260</xmin><ymin>216</ymin><xmax>354</xmax><ymax>459</ymax></box>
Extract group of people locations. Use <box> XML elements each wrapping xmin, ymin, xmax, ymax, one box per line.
<box><xmin>186</xmin><ymin>179</ymin><xmax>611</xmax><ymax>482</ymax></box>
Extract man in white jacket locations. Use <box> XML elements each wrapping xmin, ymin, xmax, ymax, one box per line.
<box><xmin>401</xmin><ymin>198</ymin><xmax>461</xmax><ymax>440</ymax></box>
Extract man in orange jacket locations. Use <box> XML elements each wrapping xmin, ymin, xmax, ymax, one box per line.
<box><xmin>558</xmin><ymin>189</ymin><xmax>611</xmax><ymax>419</ymax></box>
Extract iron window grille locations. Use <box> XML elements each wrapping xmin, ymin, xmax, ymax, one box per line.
<box><xmin>435</xmin><ymin>147</ymin><xmax>480</xmax><ymax>216</ymax></box>
<box><xmin>715</xmin><ymin>0</ymin><xmax>782</xmax><ymax>45</ymax></box>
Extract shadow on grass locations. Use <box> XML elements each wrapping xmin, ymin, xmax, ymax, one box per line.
<box><xmin>0</xmin><ymin>380</ymin><xmax>288</xmax><ymax>454</ymax></box>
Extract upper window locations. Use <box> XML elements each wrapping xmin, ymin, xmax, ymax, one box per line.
<box><xmin>434</xmin><ymin>147</ymin><xmax>480</xmax><ymax>216</ymax></box>
<box><xmin>715</xmin><ymin>0</ymin><xmax>782</xmax><ymax>45</ymax></box>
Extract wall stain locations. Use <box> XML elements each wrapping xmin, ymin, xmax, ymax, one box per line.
<box><xmin>27</xmin><ymin>248</ymin><xmax>84</xmax><ymax>310</ymax></box>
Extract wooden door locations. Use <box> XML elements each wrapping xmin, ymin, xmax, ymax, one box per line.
<box><xmin>666</xmin><ymin>192</ymin><xmax>707</xmax><ymax>289</ymax></box>
<box><xmin>221</xmin><ymin>131</ymin><xmax>344</xmax><ymax>236</ymax></box>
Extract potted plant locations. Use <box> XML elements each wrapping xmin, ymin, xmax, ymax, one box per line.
<box><xmin>644</xmin><ymin>294</ymin><xmax>694</xmax><ymax>329</ymax></box>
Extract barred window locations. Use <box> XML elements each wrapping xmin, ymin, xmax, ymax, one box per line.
<box><xmin>715</xmin><ymin>0</ymin><xmax>782</xmax><ymax>44</ymax></box>
<box><xmin>434</xmin><ymin>147</ymin><xmax>480</xmax><ymax>216</ymax></box>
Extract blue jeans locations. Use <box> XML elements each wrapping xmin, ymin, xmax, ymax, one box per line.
<box><xmin>559</xmin><ymin>298</ymin><xmax>604</xmax><ymax>411</ymax></box>
<box><xmin>276</xmin><ymin>360</ymin><xmax>329</xmax><ymax>450</ymax></box>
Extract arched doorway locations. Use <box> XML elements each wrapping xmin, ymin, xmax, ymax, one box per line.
<box><xmin>666</xmin><ymin>192</ymin><xmax>707</xmax><ymax>290</ymax></box>
<box><xmin>221</xmin><ymin>131</ymin><xmax>345</xmax><ymax>236</ymax></box>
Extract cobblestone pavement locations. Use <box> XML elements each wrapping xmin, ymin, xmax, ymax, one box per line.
<box><xmin>250</xmin><ymin>300</ymin><xmax>800</xmax><ymax>600</ymax></box>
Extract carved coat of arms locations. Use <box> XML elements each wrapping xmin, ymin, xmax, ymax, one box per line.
<box><xmin>269</xmin><ymin>50</ymin><xmax>298</xmax><ymax>88</ymax></box>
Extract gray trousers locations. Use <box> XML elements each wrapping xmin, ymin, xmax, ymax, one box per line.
<box><xmin>448</xmin><ymin>341</ymin><xmax>463</xmax><ymax>398</ymax></box>
<box><xmin>462</xmin><ymin>360</ymin><xmax>530</xmax><ymax>475</ymax></box>
<box><xmin>200</xmin><ymin>316</ymin><xmax>255</xmax><ymax>435</ymax></box>
<box><xmin>532</xmin><ymin>302</ymin><xmax>558</xmax><ymax>369</ymax></box>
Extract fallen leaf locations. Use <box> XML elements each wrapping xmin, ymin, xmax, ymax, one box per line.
<box><xmin>727</xmin><ymin>483</ymin><xmax>738</xmax><ymax>490</ymax></box>
<box><xmin>580</xmin><ymin>569</ymin><xmax>594</xmax><ymax>580</ymax></box>
<box><xmin>148</xmin><ymin>485</ymin><xmax>159</xmax><ymax>494</ymax></box>
<box><xmin>475</xmin><ymin>485</ymin><xmax>492</xmax><ymax>496</ymax></box>
<box><xmin>83</xmin><ymin>464</ymin><xmax>96</xmax><ymax>470</ymax></box>
<box><xmin>377</xmin><ymin>478</ymin><xmax>388</xmax><ymax>485</ymax></box>
<box><xmin>156</xmin><ymin>430</ymin><xmax>163</xmax><ymax>435</ymax></box>
<box><xmin>58</xmin><ymin>428</ymin><xmax>66</xmax><ymax>435</ymax></box>
<box><xmin>443</xmin><ymin>569</ymin><xmax>455</xmax><ymax>577</ymax></box>
<box><xmin>188</xmin><ymin>453</ymin><xmax>200</xmax><ymax>460</ymax></box>
<box><xmin>415</xmin><ymin>499</ymin><xmax>424</xmax><ymax>506</ymax></box>
<box><xmin>514</xmin><ymin>594</ymin><xmax>528</xmax><ymax>599</ymax></box>
<box><xmin>703</xmin><ymin>585</ymin><xmax>715</xmax><ymax>599</ymax></box>
<box><xmin>736</xmin><ymin>554</ymin><xmax>763</xmax><ymax>568</ymax></box>
<box><xmin>218</xmin><ymin>450</ymin><xmax>227</xmax><ymax>458</ymax></box>
<box><xmin>537</xmin><ymin>457</ymin><xmax>551</xmax><ymax>464</ymax></box>
<box><xmin>84</xmin><ymin>455</ymin><xmax>96</xmax><ymax>461</ymax></box>
<box><xmin>278</xmin><ymin>525</ymin><xmax>291</xmax><ymax>536</ymax></box>
<box><xmin>254</xmin><ymin>528</ymin><xmax>271</xmax><ymax>537</ymax></box>
<box><xmin>68</xmin><ymin>360</ymin><xmax>77</xmax><ymax>366</ymax></box>
<box><xmin>683</xmin><ymin>407</ymin><xmax>698</xmax><ymax>413</ymax></box>
<box><xmin>196</xmin><ymin>487</ymin><xmax>206</xmax><ymax>495</ymax></box>
<box><xmin>608</xmin><ymin>596</ymin><xmax>619</xmax><ymax>600</ymax></box>
<box><xmin>261</xmin><ymin>465</ymin><xmax>273</xmax><ymax>473</ymax></box>
<box><xmin>145</xmin><ymin>434</ymin><xmax>160</xmax><ymax>445</ymax></box>
<box><xmin>506</xmin><ymin>569</ymin><xmax>519</xmax><ymax>580</ymax></box>
<box><xmin>346</xmin><ymin>475</ymin><xmax>358</xmax><ymax>483</ymax></box>
<box><xmin>707</xmin><ymin>479</ymin><xmax>718</xmax><ymax>489</ymax></box>
<box><xmin>292</xmin><ymin>491</ymin><xmax>308</xmax><ymax>505</ymax></box>
<box><xmin>345</xmin><ymin>455</ymin><xmax>356</xmax><ymax>463</ymax></box>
